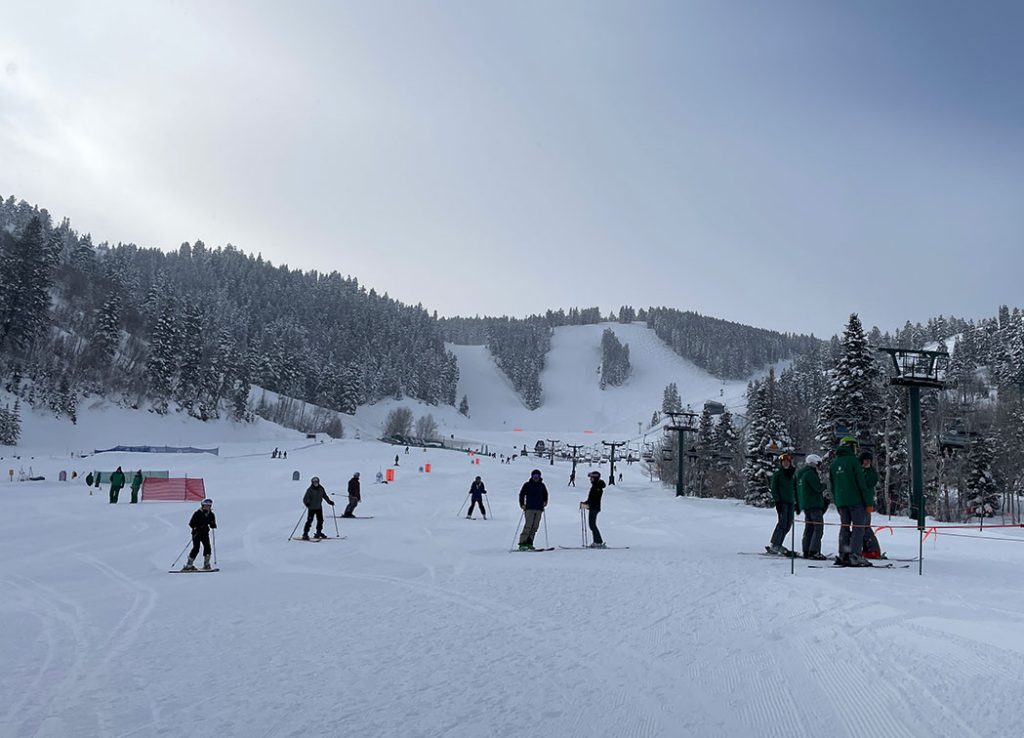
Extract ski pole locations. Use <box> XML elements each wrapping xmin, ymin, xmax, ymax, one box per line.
<box><xmin>332</xmin><ymin>500</ymin><xmax>340</xmax><ymax>537</ymax></box>
<box><xmin>457</xmin><ymin>493</ymin><xmax>470</xmax><ymax>518</ymax></box>
<box><xmin>790</xmin><ymin>506</ymin><xmax>796</xmax><ymax>576</ymax></box>
<box><xmin>171</xmin><ymin>538</ymin><xmax>191</xmax><ymax>568</ymax></box>
<box><xmin>212</xmin><ymin>529</ymin><xmax>218</xmax><ymax>566</ymax></box>
<box><xmin>580</xmin><ymin>506</ymin><xmax>585</xmax><ymax>546</ymax></box>
<box><xmin>542</xmin><ymin>509</ymin><xmax>549</xmax><ymax>549</ymax></box>
<box><xmin>509</xmin><ymin>511</ymin><xmax>524</xmax><ymax>552</ymax></box>
<box><xmin>289</xmin><ymin>509</ymin><xmax>305</xmax><ymax>541</ymax></box>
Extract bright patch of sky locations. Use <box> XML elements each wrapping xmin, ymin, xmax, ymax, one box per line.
<box><xmin>2</xmin><ymin>1</ymin><xmax>1022</xmax><ymax>336</ymax></box>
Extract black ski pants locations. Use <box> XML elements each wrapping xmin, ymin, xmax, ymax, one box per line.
<box><xmin>588</xmin><ymin>508</ymin><xmax>603</xmax><ymax>545</ymax></box>
<box><xmin>770</xmin><ymin>503</ymin><xmax>794</xmax><ymax>548</ymax></box>
<box><xmin>343</xmin><ymin>497</ymin><xmax>359</xmax><ymax>517</ymax></box>
<box><xmin>189</xmin><ymin>530</ymin><xmax>211</xmax><ymax>559</ymax></box>
<box><xmin>468</xmin><ymin>499</ymin><xmax>486</xmax><ymax>516</ymax></box>
<box><xmin>802</xmin><ymin>507</ymin><xmax>824</xmax><ymax>556</ymax></box>
<box><xmin>304</xmin><ymin>508</ymin><xmax>324</xmax><ymax>535</ymax></box>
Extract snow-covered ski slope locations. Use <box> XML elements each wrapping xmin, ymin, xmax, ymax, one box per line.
<box><xmin>356</xmin><ymin>322</ymin><xmax>753</xmax><ymax>451</ymax></box>
<box><xmin>5</xmin><ymin>410</ymin><xmax>1024</xmax><ymax>737</ymax></box>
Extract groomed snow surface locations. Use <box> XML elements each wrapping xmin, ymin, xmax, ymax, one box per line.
<box><xmin>4</xmin><ymin>323</ymin><xmax>1023</xmax><ymax>737</ymax></box>
<box><xmin>4</xmin><ymin>435</ymin><xmax>1024</xmax><ymax>737</ymax></box>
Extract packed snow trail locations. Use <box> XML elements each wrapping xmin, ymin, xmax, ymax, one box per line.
<box><xmin>3</xmin><ymin>438</ymin><xmax>1024</xmax><ymax>737</ymax></box>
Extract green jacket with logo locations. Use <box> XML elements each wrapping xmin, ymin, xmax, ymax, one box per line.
<box><xmin>769</xmin><ymin>467</ymin><xmax>797</xmax><ymax>505</ymax></box>
<box><xmin>796</xmin><ymin>465</ymin><xmax>825</xmax><ymax>511</ymax></box>
<box><xmin>829</xmin><ymin>446</ymin><xmax>873</xmax><ymax>507</ymax></box>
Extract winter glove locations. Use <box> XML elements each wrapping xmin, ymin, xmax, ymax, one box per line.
<box><xmin>795</xmin><ymin>507</ymin><xmax>802</xmax><ymax>516</ymax></box>
<box><xmin>866</xmin><ymin>506</ymin><xmax>874</xmax><ymax>514</ymax></box>
<box><xmin>328</xmin><ymin>500</ymin><xmax>335</xmax><ymax>506</ymax></box>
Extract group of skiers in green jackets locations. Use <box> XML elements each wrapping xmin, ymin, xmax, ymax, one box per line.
<box><xmin>85</xmin><ymin>466</ymin><xmax>144</xmax><ymax>504</ymax></box>
<box><xmin>768</xmin><ymin>436</ymin><xmax>880</xmax><ymax>567</ymax></box>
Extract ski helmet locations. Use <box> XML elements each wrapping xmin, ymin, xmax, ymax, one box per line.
<box><xmin>311</xmin><ymin>476</ymin><xmax>320</xmax><ymax>484</ymax></box>
<box><xmin>531</xmin><ymin>469</ymin><xmax>542</xmax><ymax>478</ymax></box>
<box><xmin>839</xmin><ymin>436</ymin><xmax>859</xmax><ymax>448</ymax></box>
<box><xmin>588</xmin><ymin>471</ymin><xmax>601</xmax><ymax>478</ymax></box>
<box><xmin>353</xmin><ymin>472</ymin><xmax>360</xmax><ymax>478</ymax></box>
<box><xmin>779</xmin><ymin>453</ymin><xmax>793</xmax><ymax>463</ymax></box>
<box><xmin>201</xmin><ymin>498</ymin><xmax>213</xmax><ymax>507</ymax></box>
<box><xmin>805</xmin><ymin>454</ymin><xmax>822</xmax><ymax>467</ymax></box>
<box><xmin>859</xmin><ymin>451</ymin><xmax>874</xmax><ymax>462</ymax></box>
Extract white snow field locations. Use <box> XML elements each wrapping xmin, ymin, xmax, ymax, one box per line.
<box><xmin>4</xmin><ymin>325</ymin><xmax>1024</xmax><ymax>737</ymax></box>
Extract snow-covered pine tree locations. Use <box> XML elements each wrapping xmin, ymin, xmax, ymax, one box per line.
<box><xmin>816</xmin><ymin>313</ymin><xmax>882</xmax><ymax>453</ymax></box>
<box><xmin>965</xmin><ymin>436</ymin><xmax>998</xmax><ymax>518</ymax></box>
<box><xmin>743</xmin><ymin>369</ymin><xmax>792</xmax><ymax>507</ymax></box>
<box><xmin>662</xmin><ymin>383</ymin><xmax>682</xmax><ymax>414</ymax></box>
<box><xmin>694</xmin><ymin>406</ymin><xmax>715</xmax><ymax>496</ymax></box>
<box><xmin>458</xmin><ymin>394</ymin><xmax>470</xmax><ymax>417</ymax></box>
<box><xmin>0</xmin><ymin>216</ymin><xmax>57</xmax><ymax>352</ymax></box>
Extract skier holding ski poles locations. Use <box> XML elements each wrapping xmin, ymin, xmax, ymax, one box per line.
<box><xmin>182</xmin><ymin>498</ymin><xmax>217</xmax><ymax>571</ymax></box>
<box><xmin>467</xmin><ymin>476</ymin><xmax>487</xmax><ymax>519</ymax></box>
<box><xmin>517</xmin><ymin>469</ymin><xmax>548</xmax><ymax>551</ymax></box>
<box><xmin>581</xmin><ymin>470</ymin><xmax>606</xmax><ymax>548</ymax></box>
<box><xmin>302</xmin><ymin>476</ymin><xmax>335</xmax><ymax>539</ymax></box>
<box><xmin>342</xmin><ymin>472</ymin><xmax>361</xmax><ymax>518</ymax></box>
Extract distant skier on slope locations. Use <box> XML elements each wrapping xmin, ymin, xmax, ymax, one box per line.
<box><xmin>796</xmin><ymin>455</ymin><xmax>827</xmax><ymax>560</ymax></box>
<box><xmin>342</xmin><ymin>472</ymin><xmax>361</xmax><ymax>518</ymax></box>
<box><xmin>182</xmin><ymin>498</ymin><xmax>217</xmax><ymax>571</ymax></box>
<box><xmin>517</xmin><ymin>469</ymin><xmax>549</xmax><ymax>551</ymax></box>
<box><xmin>766</xmin><ymin>454</ymin><xmax>796</xmax><ymax>555</ymax></box>
<box><xmin>109</xmin><ymin>466</ymin><xmax>126</xmax><ymax>504</ymax></box>
<box><xmin>302</xmin><ymin>476</ymin><xmax>335</xmax><ymax>539</ymax></box>
<box><xmin>130</xmin><ymin>470</ymin><xmax>143</xmax><ymax>504</ymax></box>
<box><xmin>581</xmin><ymin>471</ymin><xmax>606</xmax><ymax>548</ymax></box>
<box><xmin>467</xmin><ymin>476</ymin><xmax>487</xmax><ymax>519</ymax></box>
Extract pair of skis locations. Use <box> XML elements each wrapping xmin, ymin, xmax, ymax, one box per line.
<box><xmin>511</xmin><ymin>545</ymin><xmax>630</xmax><ymax>553</ymax></box>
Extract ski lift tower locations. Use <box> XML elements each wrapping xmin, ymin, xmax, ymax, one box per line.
<box><xmin>665</xmin><ymin>410</ymin><xmax>700</xmax><ymax>497</ymax></box>
<box><xmin>879</xmin><ymin>347</ymin><xmax>949</xmax><ymax>575</ymax></box>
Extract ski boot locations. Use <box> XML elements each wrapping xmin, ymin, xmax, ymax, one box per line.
<box><xmin>466</xmin><ymin>514</ymin><xmax>473</xmax><ymax>519</ymax></box>
<box><xmin>765</xmin><ymin>545</ymin><xmax>784</xmax><ymax>556</ymax></box>
<box><xmin>518</xmin><ymin>544</ymin><xmax>531</xmax><ymax>551</ymax></box>
<box><xmin>589</xmin><ymin>542</ymin><xmax>607</xmax><ymax>549</ymax></box>
<box><xmin>482</xmin><ymin>514</ymin><xmax>487</xmax><ymax>520</ymax></box>
<box><xmin>182</xmin><ymin>557</ymin><xmax>197</xmax><ymax>572</ymax></box>
<box><xmin>301</xmin><ymin>533</ymin><xmax>310</xmax><ymax>541</ymax></box>
<box><xmin>202</xmin><ymin>555</ymin><xmax>212</xmax><ymax>570</ymax></box>
<box><xmin>314</xmin><ymin>531</ymin><xmax>327</xmax><ymax>539</ymax></box>
<box><xmin>848</xmin><ymin>554</ymin><xmax>873</xmax><ymax>567</ymax></box>
<box><xmin>810</xmin><ymin>553</ymin><xmax>828</xmax><ymax>561</ymax></box>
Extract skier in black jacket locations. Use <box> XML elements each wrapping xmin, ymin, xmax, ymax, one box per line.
<box><xmin>467</xmin><ymin>476</ymin><xmax>487</xmax><ymax>519</ymax></box>
<box><xmin>342</xmin><ymin>472</ymin><xmax>361</xmax><ymax>518</ymax></box>
<box><xmin>517</xmin><ymin>470</ymin><xmax>549</xmax><ymax>550</ymax></box>
<box><xmin>582</xmin><ymin>471</ymin><xmax>606</xmax><ymax>548</ymax></box>
<box><xmin>303</xmin><ymin>477</ymin><xmax>335</xmax><ymax>538</ymax></box>
<box><xmin>183</xmin><ymin>498</ymin><xmax>217</xmax><ymax>571</ymax></box>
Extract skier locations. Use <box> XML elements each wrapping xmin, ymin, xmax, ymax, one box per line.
<box><xmin>85</xmin><ymin>471</ymin><xmax>94</xmax><ymax>487</ymax></box>
<box><xmin>375</xmin><ymin>470</ymin><xmax>384</xmax><ymax>484</ymax></box>
<box><xmin>130</xmin><ymin>470</ymin><xmax>143</xmax><ymax>504</ymax></box>
<box><xmin>517</xmin><ymin>469</ymin><xmax>549</xmax><ymax>550</ymax></box>
<box><xmin>109</xmin><ymin>466</ymin><xmax>126</xmax><ymax>504</ymax></box>
<box><xmin>395</xmin><ymin>454</ymin><xmax>400</xmax><ymax>466</ymax></box>
<box><xmin>766</xmin><ymin>453</ymin><xmax>796</xmax><ymax>555</ymax></box>
<box><xmin>282</xmin><ymin>451</ymin><xmax>287</xmax><ymax>460</ymax></box>
<box><xmin>467</xmin><ymin>476</ymin><xmax>487</xmax><ymax>519</ymax></box>
<box><xmin>859</xmin><ymin>451</ymin><xmax>882</xmax><ymax>558</ymax></box>
<box><xmin>302</xmin><ymin>476</ymin><xmax>335</xmax><ymax>539</ymax></box>
<box><xmin>582</xmin><ymin>470</ymin><xmax>606</xmax><ymax>548</ymax></box>
<box><xmin>342</xmin><ymin>472</ymin><xmax>361</xmax><ymax>518</ymax></box>
<box><xmin>182</xmin><ymin>498</ymin><xmax>217</xmax><ymax>571</ymax></box>
<box><xmin>272</xmin><ymin>448</ymin><xmax>278</xmax><ymax>459</ymax></box>
<box><xmin>796</xmin><ymin>455</ymin><xmax>827</xmax><ymax>559</ymax></box>
<box><xmin>830</xmin><ymin>437</ymin><xmax>874</xmax><ymax>566</ymax></box>
<box><xmin>568</xmin><ymin>470</ymin><xmax>576</xmax><ymax>487</ymax></box>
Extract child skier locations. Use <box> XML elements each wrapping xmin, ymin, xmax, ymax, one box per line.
<box><xmin>467</xmin><ymin>476</ymin><xmax>487</xmax><ymax>519</ymax></box>
<box><xmin>182</xmin><ymin>498</ymin><xmax>217</xmax><ymax>571</ymax></box>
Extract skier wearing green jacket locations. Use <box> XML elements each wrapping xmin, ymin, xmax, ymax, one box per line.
<box><xmin>130</xmin><ymin>470</ymin><xmax>143</xmax><ymax>504</ymax></box>
<box><xmin>766</xmin><ymin>453</ymin><xmax>797</xmax><ymax>555</ymax></box>
<box><xmin>108</xmin><ymin>466</ymin><xmax>126</xmax><ymax>504</ymax></box>
<box><xmin>829</xmin><ymin>437</ymin><xmax>874</xmax><ymax>566</ymax></box>
<box><xmin>797</xmin><ymin>454</ymin><xmax>827</xmax><ymax>560</ymax></box>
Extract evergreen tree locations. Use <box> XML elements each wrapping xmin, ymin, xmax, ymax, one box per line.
<box><xmin>743</xmin><ymin>369</ymin><xmax>792</xmax><ymax>506</ymax></box>
<box><xmin>458</xmin><ymin>394</ymin><xmax>470</xmax><ymax>417</ymax></box>
<box><xmin>0</xmin><ymin>217</ymin><xmax>57</xmax><ymax>351</ymax></box>
<box><xmin>965</xmin><ymin>436</ymin><xmax>998</xmax><ymax>517</ymax></box>
<box><xmin>816</xmin><ymin>314</ymin><xmax>882</xmax><ymax>452</ymax></box>
<box><xmin>662</xmin><ymin>383</ymin><xmax>682</xmax><ymax>414</ymax></box>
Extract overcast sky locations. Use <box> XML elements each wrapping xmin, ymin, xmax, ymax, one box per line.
<box><xmin>2</xmin><ymin>1</ymin><xmax>1021</xmax><ymax>337</ymax></box>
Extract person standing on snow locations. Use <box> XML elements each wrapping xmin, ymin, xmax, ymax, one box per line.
<box><xmin>130</xmin><ymin>470</ymin><xmax>143</xmax><ymax>504</ymax></box>
<box><xmin>342</xmin><ymin>472</ymin><xmax>361</xmax><ymax>518</ymax></box>
<box><xmin>109</xmin><ymin>466</ymin><xmax>126</xmax><ymax>504</ymax></box>
<box><xmin>830</xmin><ymin>437</ymin><xmax>874</xmax><ymax>566</ymax></box>
<box><xmin>766</xmin><ymin>454</ymin><xmax>797</xmax><ymax>555</ymax></box>
<box><xmin>467</xmin><ymin>476</ymin><xmax>487</xmax><ymax>519</ymax></box>
<box><xmin>517</xmin><ymin>469</ymin><xmax>549</xmax><ymax>550</ymax></box>
<box><xmin>582</xmin><ymin>470</ymin><xmax>607</xmax><ymax>548</ymax></box>
<box><xmin>797</xmin><ymin>455</ymin><xmax>827</xmax><ymax>560</ymax></box>
<box><xmin>859</xmin><ymin>451</ymin><xmax>882</xmax><ymax>558</ymax></box>
<box><xmin>182</xmin><ymin>498</ymin><xmax>217</xmax><ymax>571</ymax></box>
<box><xmin>302</xmin><ymin>476</ymin><xmax>335</xmax><ymax>539</ymax></box>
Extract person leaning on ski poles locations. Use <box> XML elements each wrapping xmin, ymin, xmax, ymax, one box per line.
<box><xmin>467</xmin><ymin>476</ymin><xmax>487</xmax><ymax>519</ymax></box>
<box><xmin>183</xmin><ymin>498</ymin><xmax>217</xmax><ymax>571</ymax></box>
<box><xmin>830</xmin><ymin>436</ymin><xmax>875</xmax><ymax>567</ymax></box>
<box><xmin>581</xmin><ymin>470</ymin><xmax>607</xmax><ymax>548</ymax></box>
<box><xmin>767</xmin><ymin>453</ymin><xmax>797</xmax><ymax>555</ymax></box>
<box><xmin>302</xmin><ymin>476</ymin><xmax>335</xmax><ymax>539</ymax></box>
<box><xmin>517</xmin><ymin>469</ymin><xmax>548</xmax><ymax>550</ymax></box>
